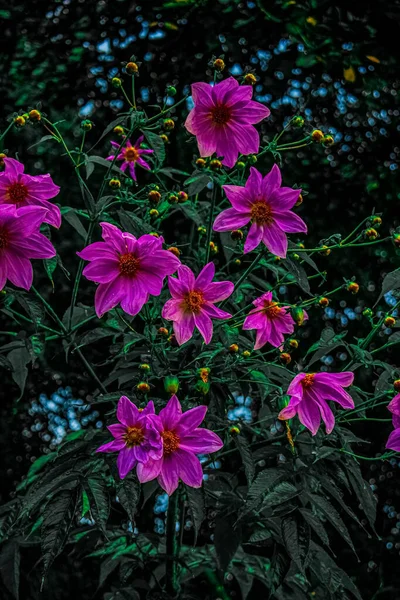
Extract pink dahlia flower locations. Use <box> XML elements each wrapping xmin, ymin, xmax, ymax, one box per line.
<box><xmin>278</xmin><ymin>372</ymin><xmax>355</xmax><ymax>435</ymax></box>
<box><xmin>0</xmin><ymin>157</ymin><xmax>61</xmax><ymax>228</ymax></box>
<box><xmin>78</xmin><ymin>222</ymin><xmax>181</xmax><ymax>318</ymax></box>
<box><xmin>136</xmin><ymin>395</ymin><xmax>223</xmax><ymax>495</ymax></box>
<box><xmin>386</xmin><ymin>394</ymin><xmax>400</xmax><ymax>451</ymax></box>
<box><xmin>213</xmin><ymin>165</ymin><xmax>307</xmax><ymax>257</ymax></box>
<box><xmin>184</xmin><ymin>77</ymin><xmax>270</xmax><ymax>168</ymax></box>
<box><xmin>96</xmin><ymin>396</ymin><xmax>163</xmax><ymax>479</ymax></box>
<box><xmin>107</xmin><ymin>136</ymin><xmax>154</xmax><ymax>181</ymax></box>
<box><xmin>0</xmin><ymin>205</ymin><xmax>56</xmax><ymax>291</ymax></box>
<box><xmin>162</xmin><ymin>263</ymin><xmax>234</xmax><ymax>345</ymax></box>
<box><xmin>243</xmin><ymin>291</ymin><xmax>295</xmax><ymax>350</ymax></box>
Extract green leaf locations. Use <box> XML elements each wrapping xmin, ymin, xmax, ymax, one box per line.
<box><xmin>246</xmin><ymin>469</ymin><xmax>284</xmax><ymax>511</ymax></box>
<box><xmin>186</xmin><ymin>487</ymin><xmax>205</xmax><ymax>543</ymax></box>
<box><xmin>179</xmin><ymin>202</ymin><xmax>204</xmax><ymax>225</ymax></box>
<box><xmin>345</xmin><ymin>460</ymin><xmax>377</xmax><ymax>532</ymax></box>
<box><xmin>15</xmin><ymin>292</ymin><xmax>45</xmax><ymax>328</ymax></box>
<box><xmin>43</xmin><ymin>257</ymin><xmax>58</xmax><ymax>287</ymax></box>
<box><xmin>299</xmin><ymin>508</ymin><xmax>330</xmax><ymax>547</ymax></box>
<box><xmin>27</xmin><ymin>135</ymin><xmax>58</xmax><ymax>150</ymax></box>
<box><xmin>158</xmin><ymin>167</ymin><xmax>189</xmax><ymax>179</ymax></box>
<box><xmin>184</xmin><ymin>173</ymin><xmax>211</xmax><ymax>196</ymax></box>
<box><xmin>76</xmin><ymin>328</ymin><xmax>115</xmax><ymax>349</ymax></box>
<box><xmin>308</xmin><ymin>542</ymin><xmax>363</xmax><ymax>600</ymax></box>
<box><xmin>263</xmin><ymin>482</ymin><xmax>299</xmax><ymax>508</ymax></box>
<box><xmin>214</xmin><ymin>516</ymin><xmax>242</xmax><ymax>572</ymax></box>
<box><xmin>62</xmin><ymin>208</ymin><xmax>88</xmax><ymax>240</ymax></box>
<box><xmin>7</xmin><ymin>347</ymin><xmax>31</xmax><ymax>400</ymax></box>
<box><xmin>142</xmin><ymin>130</ymin><xmax>165</xmax><ymax>166</ymax></box>
<box><xmin>87</xmin><ymin>476</ymin><xmax>110</xmax><ymax>534</ymax></box>
<box><xmin>376</xmin><ymin>268</ymin><xmax>400</xmax><ymax>304</ymax></box>
<box><xmin>116</xmin><ymin>473</ymin><xmax>141</xmax><ymax>524</ymax></box>
<box><xmin>234</xmin><ymin>435</ymin><xmax>255</xmax><ymax>485</ymax></box>
<box><xmin>41</xmin><ymin>490</ymin><xmax>77</xmax><ymax>581</ymax></box>
<box><xmin>0</xmin><ymin>541</ymin><xmax>20</xmax><ymax>599</ymax></box>
<box><xmin>281</xmin><ymin>515</ymin><xmax>310</xmax><ymax>573</ymax></box>
<box><xmin>306</xmin><ymin>493</ymin><xmax>356</xmax><ymax>554</ymax></box>
<box><xmin>118</xmin><ymin>209</ymin><xmax>153</xmax><ymax>236</ymax></box>
<box><xmin>283</xmin><ymin>258</ymin><xmax>311</xmax><ymax>295</ymax></box>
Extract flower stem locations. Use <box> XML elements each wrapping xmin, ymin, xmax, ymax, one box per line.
<box><xmin>220</xmin><ymin>251</ymin><xmax>264</xmax><ymax>309</ymax></box>
<box><xmin>205</xmin><ymin>184</ymin><xmax>218</xmax><ymax>265</ymax></box>
<box><xmin>165</xmin><ymin>489</ymin><xmax>180</xmax><ymax>597</ymax></box>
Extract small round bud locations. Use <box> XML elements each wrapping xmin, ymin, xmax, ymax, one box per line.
<box><xmin>126</xmin><ymin>62</ymin><xmax>139</xmax><ymax>74</ymax></box>
<box><xmin>365</xmin><ymin>228</ymin><xmax>378</xmax><ymax>240</ymax></box>
<box><xmin>385</xmin><ymin>316</ymin><xmax>396</xmax><ymax>328</ymax></box>
<box><xmin>289</xmin><ymin>339</ymin><xmax>299</xmax><ymax>349</ymax></box>
<box><xmin>292</xmin><ymin>116</ymin><xmax>305</xmax><ymax>127</ymax></box>
<box><xmin>164</xmin><ymin>375</ymin><xmax>179</xmax><ymax>395</ymax></box>
<box><xmin>14</xmin><ymin>116</ymin><xmax>26</xmax><ymax>127</ymax></box>
<box><xmin>347</xmin><ymin>282</ymin><xmax>359</xmax><ymax>294</ymax></box>
<box><xmin>80</xmin><ymin>119</ymin><xmax>93</xmax><ymax>131</ymax></box>
<box><xmin>210</xmin><ymin>159</ymin><xmax>222</xmax><ymax>171</ymax></box>
<box><xmin>111</xmin><ymin>77</ymin><xmax>122</xmax><ymax>88</ymax></box>
<box><xmin>137</xmin><ymin>382</ymin><xmax>150</xmax><ymax>393</ymax></box>
<box><xmin>394</xmin><ymin>380</ymin><xmax>400</xmax><ymax>392</ymax></box>
<box><xmin>198</xmin><ymin>226</ymin><xmax>206</xmax><ymax>235</ymax></box>
<box><xmin>242</xmin><ymin>350</ymin><xmax>251</xmax><ymax>358</ymax></box>
<box><xmin>163</xmin><ymin>119</ymin><xmax>175</xmax><ymax>131</ymax></box>
<box><xmin>198</xmin><ymin>368</ymin><xmax>210</xmax><ymax>383</ymax></box>
<box><xmin>372</xmin><ymin>216</ymin><xmax>382</xmax><ymax>227</ymax></box>
<box><xmin>168</xmin><ymin>193</ymin><xmax>179</xmax><ymax>205</ymax></box>
<box><xmin>293</xmin><ymin>253</ymin><xmax>300</xmax><ymax>261</ymax></box>
<box><xmin>148</xmin><ymin>190</ymin><xmax>161</xmax><ymax>204</ymax></box>
<box><xmin>196</xmin><ymin>380</ymin><xmax>210</xmax><ymax>395</ymax></box>
<box><xmin>279</xmin><ymin>352</ymin><xmax>291</xmax><ymax>365</ymax></box>
<box><xmin>319</xmin><ymin>297</ymin><xmax>329</xmax><ymax>307</ymax></box>
<box><xmin>297</xmin><ymin>242</ymin><xmax>305</xmax><ymax>249</ymax></box>
<box><xmin>158</xmin><ymin>327</ymin><xmax>169</xmax><ymax>336</ymax></box>
<box><xmin>244</xmin><ymin>73</ymin><xmax>257</xmax><ymax>85</ymax></box>
<box><xmin>295</xmin><ymin>193</ymin><xmax>303</xmax><ymax>207</ymax></box>
<box><xmin>167</xmin><ymin>85</ymin><xmax>177</xmax><ymax>96</ymax></box>
<box><xmin>292</xmin><ymin>307</ymin><xmax>307</xmax><ymax>326</ymax></box>
<box><xmin>306</xmin><ymin>16</ymin><xmax>318</xmax><ymax>26</ymax></box>
<box><xmin>229</xmin><ymin>343</ymin><xmax>239</xmax><ymax>354</ymax></box>
<box><xmin>231</xmin><ymin>229</ymin><xmax>243</xmax><ymax>241</ymax></box>
<box><xmin>29</xmin><ymin>109</ymin><xmax>41</xmax><ymax>122</ymax></box>
<box><xmin>363</xmin><ymin>308</ymin><xmax>373</xmax><ymax>318</ymax></box>
<box><xmin>393</xmin><ymin>233</ymin><xmax>400</xmax><ymax>248</ymax></box>
<box><xmin>247</xmin><ymin>154</ymin><xmax>257</xmax><ymax>164</ymax></box>
<box><xmin>213</xmin><ymin>58</ymin><xmax>225</xmax><ymax>71</ymax></box>
<box><xmin>230</xmin><ymin>425</ymin><xmax>241</xmax><ymax>436</ymax></box>
<box><xmin>149</xmin><ymin>209</ymin><xmax>159</xmax><ymax>218</ymax></box>
<box><xmin>109</xmin><ymin>178</ymin><xmax>121</xmax><ymax>189</ymax></box>
<box><xmin>196</xmin><ymin>158</ymin><xmax>206</xmax><ymax>168</ymax></box>
<box><xmin>320</xmin><ymin>245</ymin><xmax>331</xmax><ymax>256</ymax></box>
<box><xmin>311</xmin><ymin>129</ymin><xmax>324</xmax><ymax>142</ymax></box>
<box><xmin>168</xmin><ymin>246</ymin><xmax>181</xmax><ymax>257</ymax></box>
<box><xmin>149</xmin><ymin>232</ymin><xmax>160</xmax><ymax>237</ymax></box>
<box><xmin>322</xmin><ymin>135</ymin><xmax>334</xmax><ymax>147</ymax></box>
<box><xmin>209</xmin><ymin>241</ymin><xmax>218</xmax><ymax>254</ymax></box>
<box><xmin>139</xmin><ymin>363</ymin><xmax>150</xmax><ymax>371</ymax></box>
<box><xmin>159</xmin><ymin>134</ymin><xmax>169</xmax><ymax>143</ymax></box>
<box><xmin>234</xmin><ymin>259</ymin><xmax>241</xmax><ymax>266</ymax></box>
<box><xmin>113</xmin><ymin>125</ymin><xmax>125</xmax><ymax>136</ymax></box>
<box><xmin>0</xmin><ymin>153</ymin><xmax>6</xmax><ymax>167</ymax></box>
<box><xmin>236</xmin><ymin>161</ymin><xmax>246</xmax><ymax>169</ymax></box>
<box><xmin>178</xmin><ymin>191</ymin><xmax>188</xmax><ymax>203</ymax></box>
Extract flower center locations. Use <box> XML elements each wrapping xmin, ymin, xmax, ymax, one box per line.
<box><xmin>7</xmin><ymin>182</ymin><xmax>29</xmax><ymax>204</ymax></box>
<box><xmin>124</xmin><ymin>146</ymin><xmax>140</xmax><ymax>162</ymax></box>
<box><xmin>182</xmin><ymin>290</ymin><xmax>205</xmax><ymax>314</ymax></box>
<box><xmin>264</xmin><ymin>301</ymin><xmax>282</xmax><ymax>319</ymax></box>
<box><xmin>250</xmin><ymin>200</ymin><xmax>273</xmax><ymax>225</ymax></box>
<box><xmin>162</xmin><ymin>430</ymin><xmax>180</xmax><ymax>456</ymax></box>
<box><xmin>119</xmin><ymin>253</ymin><xmax>140</xmax><ymax>277</ymax></box>
<box><xmin>123</xmin><ymin>426</ymin><xmax>144</xmax><ymax>447</ymax></box>
<box><xmin>210</xmin><ymin>103</ymin><xmax>232</xmax><ymax>126</ymax></box>
<box><xmin>0</xmin><ymin>228</ymin><xmax>9</xmax><ymax>250</ymax></box>
<box><xmin>302</xmin><ymin>374</ymin><xmax>315</xmax><ymax>389</ymax></box>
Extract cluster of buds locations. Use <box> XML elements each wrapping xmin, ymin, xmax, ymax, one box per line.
<box><xmin>167</xmin><ymin>191</ymin><xmax>188</xmax><ymax>204</ymax></box>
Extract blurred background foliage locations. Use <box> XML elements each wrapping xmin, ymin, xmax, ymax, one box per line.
<box><xmin>1</xmin><ymin>0</ymin><xmax>400</xmax><ymax>598</ymax></box>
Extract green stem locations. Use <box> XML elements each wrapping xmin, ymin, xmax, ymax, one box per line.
<box><xmin>0</xmin><ymin>121</ymin><xmax>14</xmax><ymax>144</ymax></box>
<box><xmin>205</xmin><ymin>184</ymin><xmax>218</xmax><ymax>264</ymax></box>
<box><xmin>165</xmin><ymin>489</ymin><xmax>179</xmax><ymax>597</ymax></box>
<box><xmin>220</xmin><ymin>251</ymin><xmax>264</xmax><ymax>309</ymax></box>
<box><xmin>339</xmin><ymin>449</ymin><xmax>395</xmax><ymax>461</ymax></box>
<box><xmin>132</xmin><ymin>76</ymin><xmax>137</xmax><ymax>110</ymax></box>
<box><xmin>121</xmin><ymin>85</ymin><xmax>134</xmax><ymax>108</ymax></box>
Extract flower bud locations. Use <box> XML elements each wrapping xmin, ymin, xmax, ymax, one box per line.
<box><xmin>158</xmin><ymin>327</ymin><xmax>169</xmax><ymax>336</ymax></box>
<box><xmin>163</xmin><ymin>119</ymin><xmax>175</xmax><ymax>131</ymax></box>
<box><xmin>319</xmin><ymin>297</ymin><xmax>329</xmax><ymax>307</ymax></box>
<box><xmin>164</xmin><ymin>375</ymin><xmax>179</xmax><ymax>395</ymax></box>
<box><xmin>140</xmin><ymin>363</ymin><xmax>150</xmax><ymax>371</ymax></box>
<box><xmin>347</xmin><ymin>282</ymin><xmax>359</xmax><ymax>294</ymax></box>
<box><xmin>168</xmin><ymin>334</ymin><xmax>178</xmax><ymax>346</ymax></box>
<box><xmin>385</xmin><ymin>317</ymin><xmax>396</xmax><ymax>328</ymax></box>
<box><xmin>372</xmin><ymin>216</ymin><xmax>382</xmax><ymax>227</ymax></box>
<box><xmin>198</xmin><ymin>368</ymin><xmax>210</xmax><ymax>383</ymax></box>
<box><xmin>213</xmin><ymin>58</ymin><xmax>225</xmax><ymax>71</ymax></box>
<box><xmin>231</xmin><ymin>229</ymin><xmax>243</xmax><ymax>241</ymax></box>
<box><xmin>306</xmin><ymin>16</ymin><xmax>317</xmax><ymax>26</ymax></box>
<box><xmin>109</xmin><ymin>178</ymin><xmax>121</xmax><ymax>189</ymax></box>
<box><xmin>178</xmin><ymin>191</ymin><xmax>188</xmax><ymax>203</ymax></box>
<box><xmin>196</xmin><ymin>158</ymin><xmax>206</xmax><ymax>168</ymax></box>
<box><xmin>393</xmin><ymin>233</ymin><xmax>400</xmax><ymax>248</ymax></box>
<box><xmin>14</xmin><ymin>116</ymin><xmax>26</xmax><ymax>127</ymax></box>
<box><xmin>322</xmin><ymin>135</ymin><xmax>334</xmax><ymax>146</ymax></box>
<box><xmin>289</xmin><ymin>339</ymin><xmax>299</xmax><ymax>349</ymax></box>
<box><xmin>168</xmin><ymin>193</ymin><xmax>179</xmax><ymax>205</ymax></box>
<box><xmin>137</xmin><ymin>382</ymin><xmax>150</xmax><ymax>393</ymax></box>
<box><xmin>80</xmin><ymin>119</ymin><xmax>93</xmax><ymax>131</ymax></box>
<box><xmin>247</xmin><ymin>154</ymin><xmax>257</xmax><ymax>164</ymax></box>
<box><xmin>0</xmin><ymin>153</ymin><xmax>6</xmax><ymax>167</ymax></box>
<box><xmin>148</xmin><ymin>190</ymin><xmax>161</xmax><ymax>204</ymax></box>
<box><xmin>168</xmin><ymin>246</ymin><xmax>181</xmax><ymax>257</ymax></box>
<box><xmin>229</xmin><ymin>425</ymin><xmax>241</xmax><ymax>436</ymax></box>
<box><xmin>279</xmin><ymin>352</ymin><xmax>291</xmax><ymax>365</ymax></box>
<box><xmin>126</xmin><ymin>62</ymin><xmax>139</xmax><ymax>74</ymax></box>
<box><xmin>244</xmin><ymin>73</ymin><xmax>257</xmax><ymax>85</ymax></box>
<box><xmin>167</xmin><ymin>85</ymin><xmax>177</xmax><ymax>96</ymax></box>
<box><xmin>159</xmin><ymin>134</ymin><xmax>169</xmax><ymax>143</ymax></box>
<box><xmin>196</xmin><ymin>380</ymin><xmax>210</xmax><ymax>395</ymax></box>
<box><xmin>365</xmin><ymin>228</ymin><xmax>378</xmax><ymax>240</ymax></box>
<box><xmin>210</xmin><ymin>159</ymin><xmax>222</xmax><ymax>171</ymax></box>
<box><xmin>149</xmin><ymin>209</ymin><xmax>159</xmax><ymax>218</ymax></box>
<box><xmin>295</xmin><ymin>193</ymin><xmax>303</xmax><ymax>207</ymax></box>
<box><xmin>319</xmin><ymin>245</ymin><xmax>331</xmax><ymax>256</ymax></box>
<box><xmin>394</xmin><ymin>380</ymin><xmax>400</xmax><ymax>392</ymax></box>
<box><xmin>229</xmin><ymin>343</ymin><xmax>239</xmax><ymax>353</ymax></box>
<box><xmin>236</xmin><ymin>161</ymin><xmax>246</xmax><ymax>169</ymax></box>
<box><xmin>112</xmin><ymin>77</ymin><xmax>122</xmax><ymax>88</ymax></box>
<box><xmin>292</xmin><ymin>307</ymin><xmax>306</xmax><ymax>326</ymax></box>
<box><xmin>292</xmin><ymin>116</ymin><xmax>305</xmax><ymax>127</ymax></box>
<box><xmin>234</xmin><ymin>259</ymin><xmax>241</xmax><ymax>265</ymax></box>
<box><xmin>149</xmin><ymin>232</ymin><xmax>160</xmax><ymax>237</ymax></box>
<box><xmin>209</xmin><ymin>241</ymin><xmax>218</xmax><ymax>254</ymax></box>
<box><xmin>363</xmin><ymin>308</ymin><xmax>373</xmax><ymax>318</ymax></box>
<box><xmin>293</xmin><ymin>253</ymin><xmax>300</xmax><ymax>260</ymax></box>
<box><xmin>198</xmin><ymin>226</ymin><xmax>206</xmax><ymax>235</ymax></box>
<box><xmin>242</xmin><ymin>350</ymin><xmax>251</xmax><ymax>358</ymax></box>
<box><xmin>29</xmin><ymin>109</ymin><xmax>41</xmax><ymax>121</ymax></box>
<box><xmin>311</xmin><ymin>129</ymin><xmax>324</xmax><ymax>142</ymax></box>
<box><xmin>113</xmin><ymin>125</ymin><xmax>125</xmax><ymax>136</ymax></box>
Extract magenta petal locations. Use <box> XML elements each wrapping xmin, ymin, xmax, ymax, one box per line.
<box><xmin>120</xmin><ymin>282</ymin><xmax>148</xmax><ymax>316</ymax></box>
<box><xmin>262</xmin><ymin>164</ymin><xmax>282</xmax><ymax>197</ymax></box>
<box><xmin>135</xmin><ymin>271</ymin><xmax>164</xmax><ymax>296</ymax></box>
<box><xmin>160</xmin><ymin>395</ymin><xmax>182</xmax><ymax>430</ymax></box>
<box><xmin>15</xmin><ymin>232</ymin><xmax>56</xmax><ymax>259</ymax></box>
<box><xmin>273</xmin><ymin>210</ymin><xmax>307</xmax><ymax>234</ymax></box>
<box><xmin>262</xmin><ymin>224</ymin><xmax>288</xmax><ymax>258</ymax></box>
<box><xmin>117</xmin><ymin>448</ymin><xmax>137</xmax><ymax>479</ymax></box>
<box><xmin>94</xmin><ymin>279</ymin><xmax>124</xmax><ymax>317</ymax></box>
<box><xmin>179</xmin><ymin>428</ymin><xmax>223</xmax><ymax>453</ymax></box>
<box><xmin>174</xmin><ymin>449</ymin><xmax>203</xmax><ymax>489</ymax></box>
<box><xmin>177</xmin><ymin>265</ymin><xmax>196</xmax><ymax>290</ymax></box>
<box><xmin>77</xmin><ymin>241</ymin><xmax>118</xmax><ymax>262</ymax></box>
<box><xmin>246</xmin><ymin>167</ymin><xmax>263</xmax><ymax>196</ymax></box>
<box><xmin>202</xmin><ymin>303</ymin><xmax>231</xmax><ymax>320</ymax></box>
<box><xmin>194</xmin><ymin>311</ymin><xmax>213</xmax><ymax>344</ymax></box>
<box><xmin>213</xmin><ymin>207</ymin><xmax>250</xmax><ymax>232</ymax></box>
<box><xmin>168</xmin><ymin>275</ymin><xmax>188</xmax><ymax>298</ymax></box>
<box><xmin>4</xmin><ymin>157</ymin><xmax>24</xmax><ymax>177</ymax></box>
<box><xmin>162</xmin><ymin>298</ymin><xmax>183</xmax><ymax>320</ymax></box>
<box><xmin>82</xmin><ymin>260</ymin><xmax>120</xmax><ymax>283</ymax></box>
<box><xmin>191</xmin><ymin>81</ymin><xmax>213</xmax><ymax>105</ymax></box>
<box><xmin>176</xmin><ymin>406</ymin><xmax>207</xmax><ymax>435</ymax></box>
<box><xmin>244</xmin><ymin>222</ymin><xmax>264</xmax><ymax>253</ymax></box>
<box><xmin>195</xmin><ymin>130</ymin><xmax>217</xmax><ymax>157</ymax></box>
<box><xmin>231</xmin><ymin>124</ymin><xmax>260</xmax><ymax>155</ymax></box>
<box><xmin>212</xmin><ymin>76</ymin><xmax>239</xmax><ymax>104</ymax></box>
<box><xmin>312</xmin><ymin>382</ymin><xmax>354</xmax><ymax>409</ymax></box>
<box><xmin>8</xmin><ymin>206</ymin><xmax>48</xmax><ymax>236</ymax></box>
<box><xmin>269</xmin><ymin>187</ymin><xmax>301</xmax><ymax>210</ymax></box>
<box><xmin>243</xmin><ymin>309</ymin><xmax>266</xmax><ymax>331</ymax></box>
<box><xmin>386</xmin><ymin>428</ymin><xmax>400</xmax><ymax>452</ymax></box>
<box><xmin>174</xmin><ymin>313</ymin><xmax>195</xmax><ymax>345</ymax></box>
<box><xmin>315</xmin><ymin>397</ymin><xmax>335</xmax><ymax>434</ymax></box>
<box><xmin>314</xmin><ymin>372</ymin><xmax>354</xmax><ymax>387</ymax></box>
<box><xmin>107</xmin><ymin>423</ymin><xmax>126</xmax><ymax>438</ymax></box>
<box><xmin>254</xmin><ymin>322</ymin><xmax>272</xmax><ymax>350</ymax></box>
<box><xmin>266</xmin><ymin>322</ymin><xmax>284</xmax><ymax>348</ymax></box>
<box><xmin>117</xmin><ymin>396</ymin><xmax>140</xmax><ymax>426</ymax></box>
<box><xmin>388</xmin><ymin>394</ymin><xmax>400</xmax><ymax>416</ymax></box>
<box><xmin>137</xmin><ymin>458</ymin><xmax>163</xmax><ymax>483</ymax></box>
<box><xmin>232</xmin><ymin>99</ymin><xmax>270</xmax><ymax>123</ymax></box>
<box><xmin>96</xmin><ymin>439</ymin><xmax>126</xmax><ymax>453</ymax></box>
<box><xmin>4</xmin><ymin>253</ymin><xmax>33</xmax><ymax>290</ymax></box>
<box><xmin>195</xmin><ymin>262</ymin><xmax>215</xmax><ymax>289</ymax></box>
<box><xmin>100</xmin><ymin>222</ymin><xmax>127</xmax><ymax>253</ymax></box>
<box><xmin>287</xmin><ymin>375</ymin><xmax>306</xmax><ymax>397</ymax></box>
<box><xmin>222</xmin><ymin>184</ymin><xmax>253</xmax><ymax>211</ymax></box>
<box><xmin>215</xmin><ymin>128</ymin><xmax>239</xmax><ymax>168</ymax></box>
<box><xmin>203</xmin><ymin>280</ymin><xmax>234</xmax><ymax>302</ymax></box>
<box><xmin>297</xmin><ymin>396</ymin><xmax>321</xmax><ymax>435</ymax></box>
<box><xmin>158</xmin><ymin>455</ymin><xmax>180</xmax><ymax>495</ymax></box>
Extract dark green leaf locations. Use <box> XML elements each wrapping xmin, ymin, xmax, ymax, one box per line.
<box><xmin>62</xmin><ymin>208</ymin><xmax>88</xmax><ymax>240</ymax></box>
<box><xmin>281</xmin><ymin>516</ymin><xmax>310</xmax><ymax>573</ymax></box>
<box><xmin>184</xmin><ymin>173</ymin><xmax>211</xmax><ymax>196</ymax></box>
<box><xmin>142</xmin><ymin>130</ymin><xmax>165</xmax><ymax>165</ymax></box>
<box><xmin>117</xmin><ymin>472</ymin><xmax>141</xmax><ymax>524</ymax></box>
<box><xmin>214</xmin><ymin>516</ymin><xmax>241</xmax><ymax>572</ymax></box>
<box><xmin>7</xmin><ymin>347</ymin><xmax>31</xmax><ymax>400</ymax></box>
<box><xmin>0</xmin><ymin>541</ymin><xmax>20</xmax><ymax>599</ymax></box>
<box><xmin>306</xmin><ymin>493</ymin><xmax>356</xmax><ymax>554</ymax></box>
<box><xmin>345</xmin><ymin>460</ymin><xmax>377</xmax><ymax>532</ymax></box>
<box><xmin>283</xmin><ymin>258</ymin><xmax>311</xmax><ymax>295</ymax></box>
<box><xmin>87</xmin><ymin>476</ymin><xmax>110</xmax><ymax>534</ymax></box>
<box><xmin>186</xmin><ymin>486</ymin><xmax>205</xmax><ymax>543</ymax></box>
<box><xmin>299</xmin><ymin>508</ymin><xmax>330</xmax><ymax>547</ymax></box>
<box><xmin>41</xmin><ymin>489</ymin><xmax>77</xmax><ymax>581</ymax></box>
<box><xmin>234</xmin><ymin>435</ymin><xmax>255</xmax><ymax>485</ymax></box>
<box><xmin>376</xmin><ymin>268</ymin><xmax>400</xmax><ymax>304</ymax></box>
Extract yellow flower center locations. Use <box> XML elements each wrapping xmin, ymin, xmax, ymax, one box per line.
<box><xmin>119</xmin><ymin>253</ymin><xmax>140</xmax><ymax>277</ymax></box>
<box><xmin>7</xmin><ymin>182</ymin><xmax>29</xmax><ymax>204</ymax></box>
<box><xmin>250</xmin><ymin>201</ymin><xmax>273</xmax><ymax>225</ymax></box>
<box><xmin>162</xmin><ymin>430</ymin><xmax>180</xmax><ymax>455</ymax></box>
<box><xmin>264</xmin><ymin>301</ymin><xmax>282</xmax><ymax>319</ymax></box>
<box><xmin>210</xmin><ymin>104</ymin><xmax>232</xmax><ymax>126</ymax></box>
<box><xmin>124</xmin><ymin>146</ymin><xmax>140</xmax><ymax>162</ymax></box>
<box><xmin>182</xmin><ymin>290</ymin><xmax>204</xmax><ymax>314</ymax></box>
<box><xmin>123</xmin><ymin>426</ymin><xmax>144</xmax><ymax>447</ymax></box>
<box><xmin>302</xmin><ymin>374</ymin><xmax>315</xmax><ymax>389</ymax></box>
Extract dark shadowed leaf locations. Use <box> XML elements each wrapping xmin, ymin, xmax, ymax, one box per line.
<box><xmin>7</xmin><ymin>347</ymin><xmax>31</xmax><ymax>400</ymax></box>
<box><xmin>87</xmin><ymin>476</ymin><xmax>110</xmax><ymax>534</ymax></box>
<box><xmin>117</xmin><ymin>473</ymin><xmax>141</xmax><ymax>524</ymax></box>
<box><xmin>299</xmin><ymin>508</ymin><xmax>330</xmax><ymax>547</ymax></box>
<box><xmin>234</xmin><ymin>435</ymin><xmax>255</xmax><ymax>485</ymax></box>
<box><xmin>186</xmin><ymin>486</ymin><xmax>205</xmax><ymax>543</ymax></box>
<box><xmin>214</xmin><ymin>516</ymin><xmax>242</xmax><ymax>572</ymax></box>
<box><xmin>0</xmin><ymin>541</ymin><xmax>20</xmax><ymax>599</ymax></box>
<box><xmin>142</xmin><ymin>130</ymin><xmax>165</xmax><ymax>165</ymax></box>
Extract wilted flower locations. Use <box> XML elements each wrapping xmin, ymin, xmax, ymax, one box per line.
<box><xmin>278</xmin><ymin>372</ymin><xmax>355</xmax><ymax>435</ymax></box>
<box><xmin>184</xmin><ymin>77</ymin><xmax>270</xmax><ymax>168</ymax></box>
<box><xmin>0</xmin><ymin>157</ymin><xmax>61</xmax><ymax>228</ymax></box>
<box><xmin>96</xmin><ymin>397</ymin><xmax>163</xmax><ymax>479</ymax></box>
<box><xmin>78</xmin><ymin>222</ymin><xmax>180</xmax><ymax>317</ymax></box>
<box><xmin>162</xmin><ymin>263</ymin><xmax>234</xmax><ymax>345</ymax></box>
<box><xmin>136</xmin><ymin>395</ymin><xmax>223</xmax><ymax>495</ymax></box>
<box><xmin>243</xmin><ymin>291</ymin><xmax>295</xmax><ymax>349</ymax></box>
<box><xmin>107</xmin><ymin>136</ymin><xmax>154</xmax><ymax>181</ymax></box>
<box><xmin>0</xmin><ymin>205</ymin><xmax>56</xmax><ymax>291</ymax></box>
<box><xmin>213</xmin><ymin>165</ymin><xmax>307</xmax><ymax>256</ymax></box>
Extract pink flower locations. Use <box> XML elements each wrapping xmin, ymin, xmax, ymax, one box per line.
<box><xmin>78</xmin><ymin>222</ymin><xmax>181</xmax><ymax>318</ymax></box>
<box><xmin>243</xmin><ymin>291</ymin><xmax>295</xmax><ymax>350</ymax></box>
<box><xmin>0</xmin><ymin>205</ymin><xmax>56</xmax><ymax>291</ymax></box>
<box><xmin>213</xmin><ymin>165</ymin><xmax>307</xmax><ymax>257</ymax></box>
<box><xmin>136</xmin><ymin>395</ymin><xmax>223</xmax><ymax>495</ymax></box>
<box><xmin>96</xmin><ymin>397</ymin><xmax>163</xmax><ymax>479</ymax></box>
<box><xmin>107</xmin><ymin>136</ymin><xmax>154</xmax><ymax>181</ymax></box>
<box><xmin>278</xmin><ymin>372</ymin><xmax>355</xmax><ymax>435</ymax></box>
<box><xmin>162</xmin><ymin>263</ymin><xmax>234</xmax><ymax>345</ymax></box>
<box><xmin>0</xmin><ymin>158</ymin><xmax>61</xmax><ymax>228</ymax></box>
<box><xmin>386</xmin><ymin>394</ymin><xmax>400</xmax><ymax>452</ymax></box>
<box><xmin>184</xmin><ymin>77</ymin><xmax>270</xmax><ymax>168</ymax></box>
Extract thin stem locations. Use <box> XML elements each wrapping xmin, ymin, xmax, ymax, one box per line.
<box><xmin>121</xmin><ymin>85</ymin><xmax>134</xmax><ymax>108</ymax></box>
<box><xmin>0</xmin><ymin>121</ymin><xmax>14</xmax><ymax>144</ymax></box>
<box><xmin>220</xmin><ymin>252</ymin><xmax>264</xmax><ymax>309</ymax></box>
<box><xmin>131</xmin><ymin>76</ymin><xmax>137</xmax><ymax>110</ymax></box>
<box><xmin>165</xmin><ymin>489</ymin><xmax>179</xmax><ymax>597</ymax></box>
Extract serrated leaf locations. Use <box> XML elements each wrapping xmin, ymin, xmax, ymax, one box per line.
<box><xmin>299</xmin><ymin>508</ymin><xmax>330</xmax><ymax>547</ymax></box>
<box><xmin>306</xmin><ymin>493</ymin><xmax>356</xmax><ymax>554</ymax></box>
<box><xmin>281</xmin><ymin>515</ymin><xmax>310</xmax><ymax>573</ymax></box>
<box><xmin>184</xmin><ymin>173</ymin><xmax>211</xmax><ymax>196</ymax></box>
<box><xmin>376</xmin><ymin>268</ymin><xmax>400</xmax><ymax>305</ymax></box>
<box><xmin>118</xmin><ymin>209</ymin><xmax>153</xmax><ymax>236</ymax></box>
<box><xmin>345</xmin><ymin>460</ymin><xmax>377</xmax><ymax>532</ymax></box>
<box><xmin>0</xmin><ymin>541</ymin><xmax>20</xmax><ymax>599</ymax></box>
<box><xmin>76</xmin><ymin>327</ymin><xmax>115</xmax><ymax>349</ymax></box>
<box><xmin>142</xmin><ymin>130</ymin><xmax>165</xmax><ymax>165</ymax></box>
<box><xmin>41</xmin><ymin>490</ymin><xmax>77</xmax><ymax>581</ymax></box>
<box><xmin>27</xmin><ymin>134</ymin><xmax>58</xmax><ymax>150</ymax></box>
<box><xmin>87</xmin><ymin>476</ymin><xmax>110</xmax><ymax>534</ymax></box>
<box><xmin>117</xmin><ymin>473</ymin><xmax>141</xmax><ymax>524</ymax></box>
<box><xmin>308</xmin><ymin>542</ymin><xmax>363</xmax><ymax>600</ymax></box>
<box><xmin>234</xmin><ymin>435</ymin><xmax>255</xmax><ymax>485</ymax></box>
<box><xmin>263</xmin><ymin>482</ymin><xmax>299</xmax><ymax>508</ymax></box>
<box><xmin>7</xmin><ymin>347</ymin><xmax>31</xmax><ymax>400</ymax></box>
<box><xmin>246</xmin><ymin>469</ymin><xmax>284</xmax><ymax>511</ymax></box>
<box><xmin>185</xmin><ymin>486</ymin><xmax>205</xmax><ymax>543</ymax></box>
